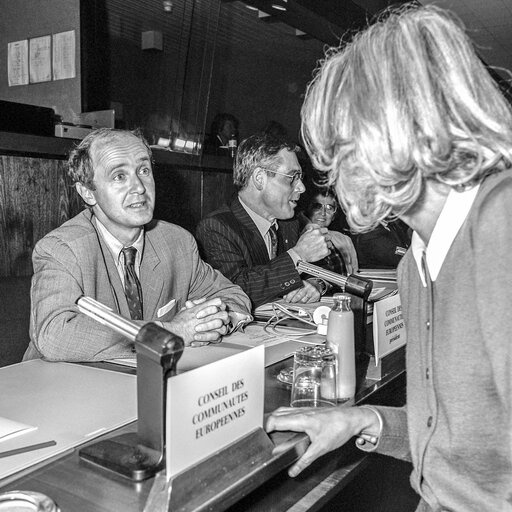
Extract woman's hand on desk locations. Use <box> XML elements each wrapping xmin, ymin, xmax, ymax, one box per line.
<box><xmin>265</xmin><ymin>406</ymin><xmax>380</xmax><ymax>477</ymax></box>
<box><xmin>162</xmin><ymin>297</ymin><xmax>231</xmax><ymax>346</ymax></box>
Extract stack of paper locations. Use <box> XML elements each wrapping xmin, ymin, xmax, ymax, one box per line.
<box><xmin>110</xmin><ymin>323</ymin><xmax>321</xmax><ymax>371</ymax></box>
<box><xmin>0</xmin><ymin>417</ymin><xmax>36</xmax><ymax>443</ymax></box>
<box><xmin>357</xmin><ymin>268</ymin><xmax>397</xmax><ymax>283</ymax></box>
<box><xmin>0</xmin><ymin>360</ymin><xmax>137</xmax><ymax>483</ymax></box>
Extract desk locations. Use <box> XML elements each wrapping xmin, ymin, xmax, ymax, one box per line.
<box><xmin>0</xmin><ymin>356</ymin><xmax>405</xmax><ymax>511</ymax></box>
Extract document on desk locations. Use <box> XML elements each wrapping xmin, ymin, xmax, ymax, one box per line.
<box><xmin>0</xmin><ymin>360</ymin><xmax>137</xmax><ymax>483</ymax></box>
<box><xmin>220</xmin><ymin>322</ymin><xmax>322</xmax><ymax>366</ymax></box>
<box><xmin>108</xmin><ymin>323</ymin><xmax>319</xmax><ymax>371</ymax></box>
<box><xmin>356</xmin><ymin>268</ymin><xmax>397</xmax><ymax>282</ymax></box>
<box><xmin>0</xmin><ymin>417</ymin><xmax>36</xmax><ymax>443</ymax></box>
<box><xmin>254</xmin><ymin>289</ymin><xmax>396</xmax><ymax>320</ymax></box>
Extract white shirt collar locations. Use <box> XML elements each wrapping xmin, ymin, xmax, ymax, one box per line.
<box><xmin>238</xmin><ymin>195</ymin><xmax>275</xmax><ymax>238</ymax></box>
<box><xmin>411</xmin><ymin>184</ymin><xmax>480</xmax><ymax>286</ymax></box>
<box><xmin>94</xmin><ymin>218</ymin><xmax>144</xmax><ymax>268</ymax></box>
<box><xmin>239</xmin><ymin>196</ymin><xmax>278</xmax><ymax>258</ymax></box>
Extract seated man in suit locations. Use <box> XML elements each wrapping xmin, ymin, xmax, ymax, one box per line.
<box><xmin>196</xmin><ymin>133</ymin><xmax>330</xmax><ymax>308</ymax></box>
<box><xmin>24</xmin><ymin>128</ymin><xmax>251</xmax><ymax>362</ymax></box>
<box><xmin>203</xmin><ymin>113</ymin><xmax>239</xmax><ymax>156</ymax></box>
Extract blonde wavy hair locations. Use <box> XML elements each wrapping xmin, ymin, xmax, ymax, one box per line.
<box><xmin>301</xmin><ymin>3</ymin><xmax>512</xmax><ymax>232</ymax></box>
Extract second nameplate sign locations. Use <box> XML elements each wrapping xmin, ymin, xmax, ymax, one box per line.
<box><xmin>372</xmin><ymin>293</ymin><xmax>407</xmax><ymax>364</ymax></box>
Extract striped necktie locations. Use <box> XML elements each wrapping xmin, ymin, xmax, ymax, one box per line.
<box><xmin>268</xmin><ymin>224</ymin><xmax>278</xmax><ymax>259</ymax></box>
<box><xmin>122</xmin><ymin>246</ymin><xmax>143</xmax><ymax>320</ymax></box>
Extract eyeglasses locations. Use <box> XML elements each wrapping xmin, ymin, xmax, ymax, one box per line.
<box><xmin>311</xmin><ymin>202</ymin><xmax>337</xmax><ymax>214</ymax></box>
<box><xmin>260</xmin><ymin>167</ymin><xmax>304</xmax><ymax>187</ymax></box>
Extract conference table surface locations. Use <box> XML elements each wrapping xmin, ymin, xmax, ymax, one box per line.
<box><xmin>0</xmin><ymin>350</ymin><xmax>405</xmax><ymax>512</ymax></box>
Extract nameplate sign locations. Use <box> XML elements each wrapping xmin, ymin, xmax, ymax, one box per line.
<box><xmin>372</xmin><ymin>292</ymin><xmax>407</xmax><ymax>364</ymax></box>
<box><xmin>166</xmin><ymin>344</ymin><xmax>264</xmax><ymax>478</ymax></box>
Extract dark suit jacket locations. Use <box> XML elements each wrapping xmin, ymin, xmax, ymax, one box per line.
<box><xmin>196</xmin><ymin>196</ymin><xmax>303</xmax><ymax>308</ymax></box>
<box><xmin>354</xmin><ymin>220</ymin><xmax>411</xmax><ymax>269</ymax></box>
<box><xmin>25</xmin><ymin>210</ymin><xmax>251</xmax><ymax>362</ymax></box>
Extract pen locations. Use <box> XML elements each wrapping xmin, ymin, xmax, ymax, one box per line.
<box><xmin>0</xmin><ymin>440</ymin><xmax>57</xmax><ymax>459</ymax></box>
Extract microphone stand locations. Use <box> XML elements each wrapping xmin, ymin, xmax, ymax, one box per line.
<box><xmin>77</xmin><ymin>296</ymin><xmax>184</xmax><ymax>480</ymax></box>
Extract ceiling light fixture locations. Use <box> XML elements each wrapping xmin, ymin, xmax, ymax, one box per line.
<box><xmin>271</xmin><ymin>0</ymin><xmax>287</xmax><ymax>11</ymax></box>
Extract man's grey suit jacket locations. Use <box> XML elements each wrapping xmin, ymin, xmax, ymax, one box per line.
<box><xmin>25</xmin><ymin>210</ymin><xmax>251</xmax><ymax>362</ymax></box>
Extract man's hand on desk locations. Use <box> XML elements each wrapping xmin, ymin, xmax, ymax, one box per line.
<box><xmin>282</xmin><ymin>279</ymin><xmax>322</xmax><ymax>303</ymax></box>
<box><xmin>265</xmin><ymin>406</ymin><xmax>381</xmax><ymax>477</ymax></box>
<box><xmin>162</xmin><ymin>297</ymin><xmax>231</xmax><ymax>347</ymax></box>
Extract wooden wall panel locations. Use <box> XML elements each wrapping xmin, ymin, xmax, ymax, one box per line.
<box><xmin>152</xmin><ymin>164</ymin><xmax>234</xmax><ymax>235</ymax></box>
<box><xmin>201</xmin><ymin>168</ymin><xmax>236</xmax><ymax>219</ymax></box>
<box><xmin>0</xmin><ymin>153</ymin><xmax>233</xmax><ymax>277</ymax></box>
<box><xmin>0</xmin><ymin>156</ymin><xmax>81</xmax><ymax>277</ymax></box>
<box><xmin>153</xmin><ymin>165</ymin><xmax>203</xmax><ymax>235</ymax></box>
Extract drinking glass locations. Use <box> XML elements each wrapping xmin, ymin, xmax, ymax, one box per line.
<box><xmin>0</xmin><ymin>490</ymin><xmax>60</xmax><ymax>511</ymax></box>
<box><xmin>290</xmin><ymin>346</ymin><xmax>336</xmax><ymax>407</ymax></box>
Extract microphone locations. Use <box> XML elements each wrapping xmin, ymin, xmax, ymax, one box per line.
<box><xmin>296</xmin><ymin>261</ymin><xmax>373</xmax><ymax>300</ymax></box>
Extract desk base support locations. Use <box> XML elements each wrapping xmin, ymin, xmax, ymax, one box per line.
<box><xmin>79</xmin><ymin>432</ymin><xmax>163</xmax><ymax>481</ymax></box>
<box><xmin>169</xmin><ymin>427</ymin><xmax>274</xmax><ymax>512</ymax></box>
<box><xmin>365</xmin><ymin>345</ymin><xmax>406</xmax><ymax>381</ymax></box>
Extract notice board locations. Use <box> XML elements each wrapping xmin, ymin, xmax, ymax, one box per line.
<box><xmin>0</xmin><ymin>0</ymin><xmax>81</xmax><ymax>123</ymax></box>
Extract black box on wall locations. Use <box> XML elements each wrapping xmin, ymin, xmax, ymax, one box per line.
<box><xmin>0</xmin><ymin>100</ymin><xmax>56</xmax><ymax>137</ymax></box>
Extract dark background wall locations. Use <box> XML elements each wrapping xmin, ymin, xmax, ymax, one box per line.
<box><xmin>1</xmin><ymin>0</ymin><xmax>327</xmax><ymax>147</ymax></box>
<box><xmin>206</xmin><ymin>3</ymin><xmax>325</xmax><ymax>142</ymax></box>
<box><xmin>81</xmin><ymin>0</ymin><xmax>328</xmax><ymax>146</ymax></box>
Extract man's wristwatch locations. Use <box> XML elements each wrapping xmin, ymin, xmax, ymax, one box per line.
<box><xmin>309</xmin><ymin>277</ymin><xmax>328</xmax><ymax>296</ymax></box>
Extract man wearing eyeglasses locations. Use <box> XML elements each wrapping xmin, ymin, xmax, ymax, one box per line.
<box><xmin>196</xmin><ymin>133</ymin><xmax>330</xmax><ymax>309</ymax></box>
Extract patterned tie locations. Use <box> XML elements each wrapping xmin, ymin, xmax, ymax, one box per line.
<box><xmin>122</xmin><ymin>247</ymin><xmax>143</xmax><ymax>320</ymax></box>
<box><xmin>268</xmin><ymin>223</ymin><xmax>278</xmax><ymax>259</ymax></box>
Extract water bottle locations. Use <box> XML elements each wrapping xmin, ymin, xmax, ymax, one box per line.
<box><xmin>326</xmin><ymin>293</ymin><xmax>355</xmax><ymax>402</ymax></box>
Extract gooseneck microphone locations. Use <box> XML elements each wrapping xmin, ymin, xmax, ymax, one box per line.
<box><xmin>296</xmin><ymin>261</ymin><xmax>373</xmax><ymax>300</ymax></box>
